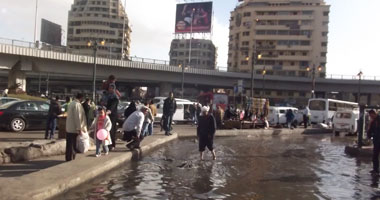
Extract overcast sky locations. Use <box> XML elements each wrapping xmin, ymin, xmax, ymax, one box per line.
<box><xmin>0</xmin><ymin>0</ymin><xmax>379</xmax><ymax>78</ymax></box>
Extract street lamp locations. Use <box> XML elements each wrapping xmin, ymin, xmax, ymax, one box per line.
<box><xmin>179</xmin><ymin>64</ymin><xmax>188</xmax><ymax>98</ymax></box>
<box><xmin>262</xmin><ymin>66</ymin><xmax>266</xmax><ymax>98</ymax></box>
<box><xmin>247</xmin><ymin>52</ymin><xmax>262</xmax><ymax>98</ymax></box>
<box><xmin>87</xmin><ymin>40</ymin><xmax>105</xmax><ymax>103</ymax></box>
<box><xmin>357</xmin><ymin>71</ymin><xmax>363</xmax><ymax>104</ymax></box>
<box><xmin>306</xmin><ymin>65</ymin><xmax>322</xmax><ymax>98</ymax></box>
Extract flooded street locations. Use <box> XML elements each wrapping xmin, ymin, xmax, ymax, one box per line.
<box><xmin>60</xmin><ymin>134</ymin><xmax>380</xmax><ymax>200</ymax></box>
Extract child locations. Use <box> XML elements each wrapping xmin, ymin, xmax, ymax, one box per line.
<box><xmin>90</xmin><ymin>106</ymin><xmax>112</xmax><ymax>157</ymax></box>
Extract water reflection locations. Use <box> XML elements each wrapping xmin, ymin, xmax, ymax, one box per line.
<box><xmin>59</xmin><ymin>134</ymin><xmax>380</xmax><ymax>200</ymax></box>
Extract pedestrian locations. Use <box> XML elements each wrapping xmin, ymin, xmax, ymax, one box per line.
<box><xmin>286</xmin><ymin>109</ymin><xmax>295</xmax><ymax>129</ymax></box>
<box><xmin>65</xmin><ymin>93</ymin><xmax>87</xmax><ymax>161</ymax></box>
<box><xmin>2</xmin><ymin>89</ymin><xmax>8</xmax><ymax>97</ymax></box>
<box><xmin>63</xmin><ymin>96</ymin><xmax>71</xmax><ymax>113</ymax></box>
<box><xmin>163</xmin><ymin>92</ymin><xmax>177</xmax><ymax>136</ymax></box>
<box><xmin>303</xmin><ymin>106</ymin><xmax>311</xmax><ymax>129</ymax></box>
<box><xmin>90</xmin><ymin>106</ymin><xmax>112</xmax><ymax>157</ymax></box>
<box><xmin>88</xmin><ymin>99</ymin><xmax>96</xmax><ymax>126</ymax></box>
<box><xmin>106</xmin><ymin>85</ymin><xmax>119</xmax><ymax>151</ymax></box>
<box><xmin>82</xmin><ymin>98</ymin><xmax>90</xmax><ymax>128</ymax></box>
<box><xmin>122</xmin><ymin>106</ymin><xmax>149</xmax><ymax>150</ymax></box>
<box><xmin>124</xmin><ymin>101</ymin><xmax>137</xmax><ymax>120</ymax></box>
<box><xmin>368</xmin><ymin>110</ymin><xmax>380</xmax><ymax>175</ymax></box>
<box><xmin>148</xmin><ymin>100</ymin><xmax>157</xmax><ymax>135</ymax></box>
<box><xmin>142</xmin><ymin>102</ymin><xmax>154</xmax><ymax>137</ymax></box>
<box><xmin>197</xmin><ymin>106</ymin><xmax>216</xmax><ymax>160</ymax></box>
<box><xmin>190</xmin><ymin>103</ymin><xmax>196</xmax><ymax>125</ymax></box>
<box><xmin>45</xmin><ymin>96</ymin><xmax>62</xmax><ymax>139</ymax></box>
<box><xmin>214</xmin><ymin>105</ymin><xmax>224</xmax><ymax>129</ymax></box>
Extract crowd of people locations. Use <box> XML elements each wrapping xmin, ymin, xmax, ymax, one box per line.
<box><xmin>45</xmin><ymin>75</ymin><xmax>214</xmax><ymax>161</ymax></box>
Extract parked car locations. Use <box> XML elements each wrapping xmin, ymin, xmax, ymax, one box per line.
<box><xmin>0</xmin><ymin>100</ymin><xmax>50</xmax><ymax>132</ymax></box>
<box><xmin>0</xmin><ymin>97</ymin><xmax>20</xmax><ymax>105</ymax></box>
<box><xmin>332</xmin><ymin>110</ymin><xmax>359</xmax><ymax>136</ymax></box>
<box><xmin>268</xmin><ymin>106</ymin><xmax>303</xmax><ymax>127</ymax></box>
<box><xmin>116</xmin><ymin>101</ymin><xmax>130</xmax><ymax>125</ymax></box>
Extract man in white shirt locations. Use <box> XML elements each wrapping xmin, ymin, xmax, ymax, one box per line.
<box><xmin>122</xmin><ymin>106</ymin><xmax>148</xmax><ymax>150</ymax></box>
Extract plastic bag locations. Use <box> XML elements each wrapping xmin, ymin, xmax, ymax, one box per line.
<box><xmin>76</xmin><ymin>132</ymin><xmax>90</xmax><ymax>153</ymax></box>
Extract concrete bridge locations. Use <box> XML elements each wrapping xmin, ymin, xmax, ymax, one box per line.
<box><xmin>0</xmin><ymin>42</ymin><xmax>379</xmax><ymax>105</ymax></box>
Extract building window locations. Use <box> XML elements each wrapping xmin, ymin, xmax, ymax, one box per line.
<box><xmin>288</xmin><ymin>91</ymin><xmax>294</xmax><ymax>96</ymax></box>
<box><xmin>322</xmin><ymin>32</ymin><xmax>328</xmax><ymax>36</ymax></box>
<box><xmin>242</xmin><ymin>31</ymin><xmax>250</xmax><ymax>36</ymax></box>
<box><xmin>299</xmin><ymin>92</ymin><xmax>306</xmax><ymax>97</ymax></box>
<box><xmin>277</xmin><ymin>91</ymin><xmax>283</xmax><ymax>96</ymax></box>
<box><xmin>241</xmin><ymin>60</ymin><xmax>249</xmax><ymax>65</ymax></box>
<box><xmin>243</xmin><ymin>12</ymin><xmax>251</xmax><ymax>17</ymax></box>
<box><xmin>321</xmin><ymin>52</ymin><xmax>327</xmax><ymax>57</ymax></box>
<box><xmin>321</xmin><ymin>42</ymin><xmax>327</xmax><ymax>47</ymax></box>
<box><xmin>242</xmin><ymin>41</ymin><xmax>249</xmax><ymax>46</ymax></box>
<box><xmin>302</xmin><ymin>11</ymin><xmax>313</xmax><ymax>15</ymax></box>
<box><xmin>323</xmin><ymin>11</ymin><xmax>329</xmax><ymax>16</ymax></box>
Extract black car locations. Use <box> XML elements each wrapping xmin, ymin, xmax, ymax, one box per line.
<box><xmin>0</xmin><ymin>100</ymin><xmax>50</xmax><ymax>132</ymax></box>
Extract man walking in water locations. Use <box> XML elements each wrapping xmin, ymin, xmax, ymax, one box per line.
<box><xmin>163</xmin><ymin>92</ymin><xmax>177</xmax><ymax>136</ymax></box>
<box><xmin>197</xmin><ymin>106</ymin><xmax>216</xmax><ymax>160</ymax></box>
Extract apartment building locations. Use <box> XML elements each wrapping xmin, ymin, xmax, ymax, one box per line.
<box><xmin>169</xmin><ymin>39</ymin><xmax>217</xmax><ymax>70</ymax></box>
<box><xmin>67</xmin><ymin>0</ymin><xmax>131</xmax><ymax>59</ymax></box>
<box><xmin>227</xmin><ymin>0</ymin><xmax>329</xmax><ymax>78</ymax></box>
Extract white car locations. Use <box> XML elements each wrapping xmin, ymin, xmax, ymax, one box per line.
<box><xmin>332</xmin><ymin>110</ymin><xmax>359</xmax><ymax>136</ymax></box>
<box><xmin>268</xmin><ymin>106</ymin><xmax>303</xmax><ymax>126</ymax></box>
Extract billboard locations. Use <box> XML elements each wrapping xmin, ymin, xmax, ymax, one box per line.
<box><xmin>175</xmin><ymin>2</ymin><xmax>213</xmax><ymax>33</ymax></box>
<box><xmin>40</xmin><ymin>18</ymin><xmax>62</xmax><ymax>46</ymax></box>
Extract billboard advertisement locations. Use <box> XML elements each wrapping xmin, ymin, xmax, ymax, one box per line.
<box><xmin>40</xmin><ymin>18</ymin><xmax>62</xmax><ymax>46</ymax></box>
<box><xmin>175</xmin><ymin>2</ymin><xmax>213</xmax><ymax>33</ymax></box>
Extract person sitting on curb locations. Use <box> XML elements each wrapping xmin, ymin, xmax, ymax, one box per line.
<box><xmin>122</xmin><ymin>106</ymin><xmax>149</xmax><ymax>150</ymax></box>
<box><xmin>90</xmin><ymin>106</ymin><xmax>112</xmax><ymax>157</ymax></box>
<box><xmin>197</xmin><ymin>106</ymin><xmax>216</xmax><ymax>161</ymax></box>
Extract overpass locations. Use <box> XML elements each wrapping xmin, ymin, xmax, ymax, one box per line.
<box><xmin>0</xmin><ymin>41</ymin><xmax>379</xmax><ymax>105</ymax></box>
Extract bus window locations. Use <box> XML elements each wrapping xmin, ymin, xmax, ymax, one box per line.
<box><xmin>309</xmin><ymin>100</ymin><xmax>326</xmax><ymax>111</ymax></box>
<box><xmin>329</xmin><ymin>102</ymin><xmax>337</xmax><ymax>111</ymax></box>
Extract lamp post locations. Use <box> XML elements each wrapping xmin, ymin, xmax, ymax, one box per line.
<box><xmin>87</xmin><ymin>40</ymin><xmax>105</xmax><ymax>103</ymax></box>
<box><xmin>306</xmin><ymin>65</ymin><xmax>322</xmax><ymax>98</ymax></box>
<box><xmin>180</xmin><ymin>64</ymin><xmax>188</xmax><ymax>98</ymax></box>
<box><xmin>33</xmin><ymin>0</ymin><xmax>39</xmax><ymax>44</ymax></box>
<box><xmin>246</xmin><ymin>51</ymin><xmax>262</xmax><ymax>98</ymax></box>
<box><xmin>357</xmin><ymin>71</ymin><xmax>363</xmax><ymax>104</ymax></box>
<box><xmin>262</xmin><ymin>66</ymin><xmax>266</xmax><ymax>98</ymax></box>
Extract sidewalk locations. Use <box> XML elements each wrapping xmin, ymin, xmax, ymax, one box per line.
<box><xmin>0</xmin><ymin>132</ymin><xmax>178</xmax><ymax>200</ymax></box>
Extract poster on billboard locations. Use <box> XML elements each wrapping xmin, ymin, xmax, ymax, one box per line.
<box><xmin>40</xmin><ymin>18</ymin><xmax>62</xmax><ymax>46</ymax></box>
<box><xmin>175</xmin><ymin>2</ymin><xmax>213</xmax><ymax>33</ymax></box>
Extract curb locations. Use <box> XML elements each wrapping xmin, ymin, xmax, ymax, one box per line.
<box><xmin>0</xmin><ymin>133</ymin><xmax>178</xmax><ymax>200</ymax></box>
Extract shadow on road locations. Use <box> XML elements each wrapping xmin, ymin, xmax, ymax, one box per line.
<box><xmin>0</xmin><ymin>160</ymin><xmax>65</xmax><ymax>177</ymax></box>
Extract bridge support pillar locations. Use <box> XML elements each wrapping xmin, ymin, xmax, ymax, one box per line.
<box><xmin>8</xmin><ymin>68</ymin><xmax>26</xmax><ymax>92</ymax></box>
<box><xmin>159</xmin><ymin>82</ymin><xmax>173</xmax><ymax>97</ymax></box>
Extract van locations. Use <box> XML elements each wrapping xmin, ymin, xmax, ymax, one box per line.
<box><xmin>268</xmin><ymin>106</ymin><xmax>303</xmax><ymax>126</ymax></box>
<box><xmin>332</xmin><ymin>110</ymin><xmax>359</xmax><ymax>135</ymax></box>
<box><xmin>153</xmin><ymin>97</ymin><xmax>194</xmax><ymax>122</ymax></box>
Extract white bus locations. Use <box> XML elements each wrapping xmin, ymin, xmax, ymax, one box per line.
<box><xmin>307</xmin><ymin>98</ymin><xmax>359</xmax><ymax>124</ymax></box>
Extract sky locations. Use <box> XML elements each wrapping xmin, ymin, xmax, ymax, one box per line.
<box><xmin>0</xmin><ymin>0</ymin><xmax>379</xmax><ymax>78</ymax></box>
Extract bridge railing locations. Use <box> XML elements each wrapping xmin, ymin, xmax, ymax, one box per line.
<box><xmin>326</xmin><ymin>74</ymin><xmax>379</xmax><ymax>81</ymax></box>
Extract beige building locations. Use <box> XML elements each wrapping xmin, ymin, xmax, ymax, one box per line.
<box><xmin>227</xmin><ymin>0</ymin><xmax>329</xmax><ymax>78</ymax></box>
<box><xmin>67</xmin><ymin>0</ymin><xmax>131</xmax><ymax>59</ymax></box>
<box><xmin>169</xmin><ymin>39</ymin><xmax>217</xmax><ymax>70</ymax></box>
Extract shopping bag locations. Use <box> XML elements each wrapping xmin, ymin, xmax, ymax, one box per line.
<box><xmin>76</xmin><ymin>132</ymin><xmax>90</xmax><ymax>153</ymax></box>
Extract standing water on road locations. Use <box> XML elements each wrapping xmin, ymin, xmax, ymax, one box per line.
<box><xmin>59</xmin><ymin>134</ymin><xmax>380</xmax><ymax>199</ymax></box>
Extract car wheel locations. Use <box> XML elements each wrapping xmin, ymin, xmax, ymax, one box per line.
<box><xmin>10</xmin><ymin>118</ymin><xmax>26</xmax><ymax>132</ymax></box>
